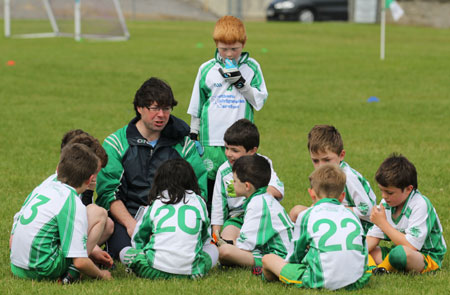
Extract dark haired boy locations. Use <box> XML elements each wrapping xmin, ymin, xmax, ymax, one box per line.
<box><xmin>218</xmin><ymin>155</ymin><xmax>293</xmax><ymax>275</ymax></box>
<box><xmin>10</xmin><ymin>144</ymin><xmax>112</xmax><ymax>282</ymax></box>
<box><xmin>211</xmin><ymin>119</ymin><xmax>284</xmax><ymax>244</ymax></box>
<box><xmin>367</xmin><ymin>154</ymin><xmax>446</xmax><ymax>274</ymax></box>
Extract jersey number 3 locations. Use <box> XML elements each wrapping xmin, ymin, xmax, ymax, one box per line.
<box><xmin>20</xmin><ymin>194</ymin><xmax>51</xmax><ymax>225</ymax></box>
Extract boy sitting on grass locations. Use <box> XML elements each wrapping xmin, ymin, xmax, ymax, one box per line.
<box><xmin>367</xmin><ymin>153</ymin><xmax>447</xmax><ymax>274</ymax></box>
<box><xmin>211</xmin><ymin>119</ymin><xmax>284</xmax><ymax>244</ymax></box>
<box><xmin>262</xmin><ymin>164</ymin><xmax>371</xmax><ymax>291</ymax></box>
<box><xmin>10</xmin><ymin>144</ymin><xmax>112</xmax><ymax>282</ymax></box>
<box><xmin>290</xmin><ymin>125</ymin><xmax>377</xmax><ymax>234</ymax></box>
<box><xmin>218</xmin><ymin>154</ymin><xmax>293</xmax><ymax>275</ymax></box>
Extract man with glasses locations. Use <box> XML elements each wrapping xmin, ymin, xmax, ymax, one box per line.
<box><xmin>96</xmin><ymin>77</ymin><xmax>208</xmax><ymax>260</ymax></box>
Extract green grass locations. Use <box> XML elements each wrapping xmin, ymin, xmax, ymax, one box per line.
<box><xmin>1</xmin><ymin>20</ymin><xmax>449</xmax><ymax>294</ymax></box>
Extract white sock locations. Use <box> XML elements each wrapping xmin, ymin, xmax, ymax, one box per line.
<box><xmin>203</xmin><ymin>243</ymin><xmax>219</xmax><ymax>268</ymax></box>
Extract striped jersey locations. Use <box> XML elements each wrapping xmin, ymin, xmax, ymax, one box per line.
<box><xmin>211</xmin><ymin>154</ymin><xmax>284</xmax><ymax>226</ymax></box>
<box><xmin>340</xmin><ymin>161</ymin><xmax>377</xmax><ymax>229</ymax></box>
<box><xmin>131</xmin><ymin>190</ymin><xmax>212</xmax><ymax>275</ymax></box>
<box><xmin>236</xmin><ymin>188</ymin><xmax>293</xmax><ymax>260</ymax></box>
<box><xmin>286</xmin><ymin>198</ymin><xmax>368</xmax><ymax>290</ymax></box>
<box><xmin>187</xmin><ymin>50</ymin><xmax>268</xmax><ymax>146</ymax></box>
<box><xmin>10</xmin><ymin>178</ymin><xmax>89</xmax><ymax>270</ymax></box>
<box><xmin>367</xmin><ymin>189</ymin><xmax>447</xmax><ymax>266</ymax></box>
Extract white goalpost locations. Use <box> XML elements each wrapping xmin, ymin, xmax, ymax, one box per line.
<box><xmin>4</xmin><ymin>0</ymin><xmax>130</xmax><ymax>41</ymax></box>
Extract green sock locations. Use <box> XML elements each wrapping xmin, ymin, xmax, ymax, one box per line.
<box><xmin>389</xmin><ymin>246</ymin><xmax>407</xmax><ymax>271</ymax></box>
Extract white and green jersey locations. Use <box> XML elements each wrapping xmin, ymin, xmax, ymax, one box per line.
<box><xmin>131</xmin><ymin>190</ymin><xmax>212</xmax><ymax>276</ymax></box>
<box><xmin>340</xmin><ymin>161</ymin><xmax>377</xmax><ymax>229</ymax></box>
<box><xmin>236</xmin><ymin>188</ymin><xmax>293</xmax><ymax>261</ymax></box>
<box><xmin>187</xmin><ymin>50</ymin><xmax>268</xmax><ymax>146</ymax></box>
<box><xmin>10</xmin><ymin>178</ymin><xmax>89</xmax><ymax>270</ymax></box>
<box><xmin>367</xmin><ymin>189</ymin><xmax>447</xmax><ymax>266</ymax></box>
<box><xmin>287</xmin><ymin>198</ymin><xmax>368</xmax><ymax>290</ymax></box>
<box><xmin>211</xmin><ymin>154</ymin><xmax>284</xmax><ymax>226</ymax></box>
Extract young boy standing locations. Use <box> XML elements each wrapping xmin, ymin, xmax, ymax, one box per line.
<box><xmin>367</xmin><ymin>154</ymin><xmax>446</xmax><ymax>274</ymax></box>
<box><xmin>211</xmin><ymin>119</ymin><xmax>284</xmax><ymax>244</ymax></box>
<box><xmin>10</xmin><ymin>144</ymin><xmax>112</xmax><ymax>282</ymax></box>
<box><xmin>187</xmin><ymin>15</ymin><xmax>268</xmax><ymax>206</ymax></box>
<box><xmin>217</xmin><ymin>155</ymin><xmax>292</xmax><ymax>275</ymax></box>
<box><xmin>290</xmin><ymin>125</ymin><xmax>377</xmax><ymax>233</ymax></box>
<box><xmin>263</xmin><ymin>164</ymin><xmax>371</xmax><ymax>291</ymax></box>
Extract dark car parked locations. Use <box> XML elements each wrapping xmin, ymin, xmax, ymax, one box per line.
<box><xmin>267</xmin><ymin>0</ymin><xmax>348</xmax><ymax>22</ymax></box>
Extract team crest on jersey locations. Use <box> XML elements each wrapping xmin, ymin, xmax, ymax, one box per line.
<box><xmin>358</xmin><ymin>202</ymin><xmax>369</xmax><ymax>215</ymax></box>
<box><xmin>238</xmin><ymin>232</ymin><xmax>248</xmax><ymax>242</ymax></box>
<box><xmin>409</xmin><ymin>226</ymin><xmax>421</xmax><ymax>238</ymax></box>
<box><xmin>82</xmin><ymin>235</ymin><xmax>88</xmax><ymax>250</ymax></box>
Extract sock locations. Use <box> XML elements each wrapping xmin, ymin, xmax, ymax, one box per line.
<box><xmin>377</xmin><ymin>254</ymin><xmax>395</xmax><ymax>272</ymax></box>
<box><xmin>119</xmin><ymin>246</ymin><xmax>133</xmax><ymax>266</ymax></box>
<box><xmin>367</xmin><ymin>254</ymin><xmax>377</xmax><ymax>268</ymax></box>
<box><xmin>388</xmin><ymin>246</ymin><xmax>408</xmax><ymax>271</ymax></box>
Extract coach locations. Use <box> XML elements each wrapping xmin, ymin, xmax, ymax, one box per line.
<box><xmin>96</xmin><ymin>77</ymin><xmax>208</xmax><ymax>259</ymax></box>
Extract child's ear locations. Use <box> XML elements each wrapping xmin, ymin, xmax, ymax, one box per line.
<box><xmin>245</xmin><ymin>181</ymin><xmax>252</xmax><ymax>192</ymax></box>
<box><xmin>308</xmin><ymin>188</ymin><xmax>317</xmax><ymax>203</ymax></box>
<box><xmin>339</xmin><ymin>149</ymin><xmax>346</xmax><ymax>162</ymax></box>
<box><xmin>403</xmin><ymin>185</ymin><xmax>414</xmax><ymax>194</ymax></box>
<box><xmin>338</xmin><ymin>191</ymin><xmax>346</xmax><ymax>203</ymax></box>
<box><xmin>248</xmin><ymin>147</ymin><xmax>258</xmax><ymax>155</ymax></box>
<box><xmin>85</xmin><ymin>174</ymin><xmax>95</xmax><ymax>186</ymax></box>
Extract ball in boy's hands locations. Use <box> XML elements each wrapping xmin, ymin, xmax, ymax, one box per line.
<box><xmin>226</xmin><ymin>180</ymin><xmax>237</xmax><ymax>197</ymax></box>
<box><xmin>219</xmin><ymin>58</ymin><xmax>242</xmax><ymax>84</ymax></box>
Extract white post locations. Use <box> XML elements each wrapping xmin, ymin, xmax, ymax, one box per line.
<box><xmin>75</xmin><ymin>0</ymin><xmax>81</xmax><ymax>41</ymax></box>
<box><xmin>43</xmin><ymin>0</ymin><xmax>59</xmax><ymax>35</ymax></box>
<box><xmin>380</xmin><ymin>1</ymin><xmax>386</xmax><ymax>60</ymax></box>
<box><xmin>4</xmin><ymin>0</ymin><xmax>10</xmax><ymax>37</ymax></box>
<box><xmin>113</xmin><ymin>0</ymin><xmax>130</xmax><ymax>39</ymax></box>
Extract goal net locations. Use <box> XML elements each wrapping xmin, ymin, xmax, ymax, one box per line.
<box><xmin>4</xmin><ymin>0</ymin><xmax>129</xmax><ymax>41</ymax></box>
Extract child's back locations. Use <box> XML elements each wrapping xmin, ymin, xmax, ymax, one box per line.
<box><xmin>287</xmin><ymin>198</ymin><xmax>368</xmax><ymax>290</ymax></box>
<box><xmin>237</xmin><ymin>188</ymin><xmax>292</xmax><ymax>260</ymax></box>
<box><xmin>132</xmin><ymin>190</ymin><xmax>211</xmax><ymax>275</ymax></box>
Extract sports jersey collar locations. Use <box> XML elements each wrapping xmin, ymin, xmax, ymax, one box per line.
<box><xmin>314</xmin><ymin>198</ymin><xmax>341</xmax><ymax>207</ymax></box>
<box><xmin>242</xmin><ymin>186</ymin><xmax>267</xmax><ymax>209</ymax></box>
<box><xmin>391</xmin><ymin>189</ymin><xmax>416</xmax><ymax>224</ymax></box>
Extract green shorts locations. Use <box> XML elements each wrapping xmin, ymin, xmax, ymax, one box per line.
<box><xmin>202</xmin><ymin>146</ymin><xmax>227</xmax><ymax>180</ymax></box>
<box><xmin>223</xmin><ymin>215</ymin><xmax>244</xmax><ymax>230</ymax></box>
<box><xmin>279</xmin><ymin>263</ymin><xmax>307</xmax><ymax>287</ymax></box>
<box><xmin>125</xmin><ymin>248</ymin><xmax>211</xmax><ymax>280</ymax></box>
<box><xmin>11</xmin><ymin>250</ymin><xmax>71</xmax><ymax>281</ymax></box>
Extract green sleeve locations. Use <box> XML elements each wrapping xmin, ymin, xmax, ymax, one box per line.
<box><xmin>174</xmin><ymin>136</ymin><xmax>208</xmax><ymax>201</ymax></box>
<box><xmin>96</xmin><ymin>127</ymin><xmax>129</xmax><ymax>210</ymax></box>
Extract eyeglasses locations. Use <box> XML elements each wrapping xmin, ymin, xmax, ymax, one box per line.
<box><xmin>146</xmin><ymin>106</ymin><xmax>172</xmax><ymax>113</ymax></box>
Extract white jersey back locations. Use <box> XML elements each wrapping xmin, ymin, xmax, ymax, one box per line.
<box><xmin>131</xmin><ymin>190</ymin><xmax>211</xmax><ymax>275</ymax></box>
<box><xmin>10</xmin><ymin>178</ymin><xmax>88</xmax><ymax>270</ymax></box>
<box><xmin>287</xmin><ymin>198</ymin><xmax>367</xmax><ymax>290</ymax></box>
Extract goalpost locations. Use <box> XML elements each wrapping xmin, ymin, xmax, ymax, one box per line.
<box><xmin>4</xmin><ymin>0</ymin><xmax>130</xmax><ymax>41</ymax></box>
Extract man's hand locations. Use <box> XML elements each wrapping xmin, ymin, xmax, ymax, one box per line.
<box><xmin>189</xmin><ymin>133</ymin><xmax>204</xmax><ymax>156</ymax></box>
<box><xmin>126</xmin><ymin>219</ymin><xmax>137</xmax><ymax>238</ymax></box>
<box><xmin>370</xmin><ymin>204</ymin><xmax>387</xmax><ymax>227</ymax></box>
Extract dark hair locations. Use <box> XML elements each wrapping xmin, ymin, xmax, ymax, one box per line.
<box><xmin>148</xmin><ymin>159</ymin><xmax>201</xmax><ymax>205</ymax></box>
<box><xmin>57</xmin><ymin>143</ymin><xmax>99</xmax><ymax>189</ymax></box>
<box><xmin>67</xmin><ymin>134</ymin><xmax>108</xmax><ymax>168</ymax></box>
<box><xmin>307</xmin><ymin>125</ymin><xmax>344</xmax><ymax>155</ymax></box>
<box><xmin>232</xmin><ymin>154</ymin><xmax>270</xmax><ymax>190</ymax></box>
<box><xmin>133</xmin><ymin>77</ymin><xmax>178</xmax><ymax>119</ymax></box>
<box><xmin>375</xmin><ymin>153</ymin><xmax>418</xmax><ymax>190</ymax></box>
<box><xmin>61</xmin><ymin>129</ymin><xmax>90</xmax><ymax>150</ymax></box>
<box><xmin>224</xmin><ymin>119</ymin><xmax>259</xmax><ymax>151</ymax></box>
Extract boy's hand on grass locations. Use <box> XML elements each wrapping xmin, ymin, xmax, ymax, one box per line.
<box><xmin>370</xmin><ymin>203</ymin><xmax>387</xmax><ymax>226</ymax></box>
<box><xmin>99</xmin><ymin>269</ymin><xmax>112</xmax><ymax>280</ymax></box>
<box><xmin>90</xmin><ymin>249</ymin><xmax>114</xmax><ymax>269</ymax></box>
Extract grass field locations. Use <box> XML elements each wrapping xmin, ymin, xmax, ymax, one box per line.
<box><xmin>1</xmin><ymin>20</ymin><xmax>449</xmax><ymax>294</ymax></box>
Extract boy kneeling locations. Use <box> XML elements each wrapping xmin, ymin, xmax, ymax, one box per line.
<box><xmin>263</xmin><ymin>164</ymin><xmax>370</xmax><ymax>290</ymax></box>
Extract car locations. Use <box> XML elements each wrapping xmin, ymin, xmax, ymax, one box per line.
<box><xmin>266</xmin><ymin>0</ymin><xmax>349</xmax><ymax>23</ymax></box>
